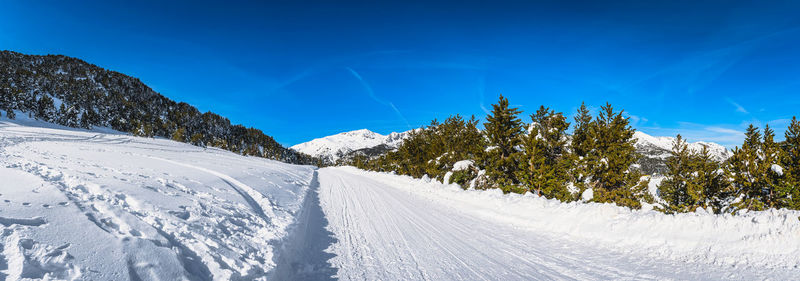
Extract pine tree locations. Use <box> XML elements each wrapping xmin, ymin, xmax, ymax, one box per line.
<box><xmin>659</xmin><ymin>135</ymin><xmax>728</xmax><ymax>213</ymax></box>
<box><xmin>172</xmin><ymin>127</ymin><xmax>186</xmax><ymax>142</ymax></box>
<box><xmin>588</xmin><ymin>102</ymin><xmax>650</xmax><ymax>208</ymax></box>
<box><xmin>782</xmin><ymin>117</ymin><xmax>800</xmax><ymax>209</ymax></box>
<box><xmin>569</xmin><ymin>102</ymin><xmax>595</xmax><ymax>198</ymax></box>
<box><xmin>482</xmin><ymin>95</ymin><xmax>524</xmax><ymax>192</ymax></box>
<box><xmin>518</xmin><ymin>105</ymin><xmax>571</xmax><ymax>200</ymax></box>
<box><xmin>760</xmin><ymin>124</ymin><xmax>786</xmax><ymax>208</ymax></box>
<box><xmin>688</xmin><ymin>145</ymin><xmax>728</xmax><ymax>212</ymax></box>
<box><xmin>659</xmin><ymin>134</ymin><xmax>693</xmax><ymax>212</ymax></box>
<box><xmin>727</xmin><ymin>124</ymin><xmax>766</xmax><ymax>211</ymax></box>
<box><xmin>36</xmin><ymin>95</ymin><xmax>56</xmax><ymax>122</ymax></box>
<box><xmin>572</xmin><ymin>102</ymin><xmax>594</xmax><ymax>158</ymax></box>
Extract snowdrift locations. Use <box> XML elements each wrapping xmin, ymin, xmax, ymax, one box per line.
<box><xmin>0</xmin><ymin>116</ymin><xmax>316</xmax><ymax>280</ymax></box>
<box><xmin>336</xmin><ymin>166</ymin><xmax>800</xmax><ymax>269</ymax></box>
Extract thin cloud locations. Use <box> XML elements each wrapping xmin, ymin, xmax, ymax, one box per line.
<box><xmin>707</xmin><ymin>126</ymin><xmax>743</xmax><ymax>135</ymax></box>
<box><xmin>623</xmin><ymin>112</ymin><xmax>648</xmax><ymax>127</ymax></box>
<box><xmin>346</xmin><ymin>67</ymin><xmax>412</xmax><ymax>129</ymax></box>
<box><xmin>726</xmin><ymin>98</ymin><xmax>749</xmax><ymax>114</ymax></box>
<box><xmin>477</xmin><ymin>76</ymin><xmax>491</xmax><ymax>114</ymax></box>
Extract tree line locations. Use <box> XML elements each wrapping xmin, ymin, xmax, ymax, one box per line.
<box><xmin>0</xmin><ymin>50</ymin><xmax>320</xmax><ymax>165</ymax></box>
<box><xmin>659</xmin><ymin>121</ymin><xmax>800</xmax><ymax>212</ymax></box>
<box><xmin>352</xmin><ymin>95</ymin><xmax>800</xmax><ymax>213</ymax></box>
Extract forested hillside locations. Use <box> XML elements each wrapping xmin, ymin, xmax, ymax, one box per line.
<box><xmin>0</xmin><ymin>50</ymin><xmax>319</xmax><ymax>165</ymax></box>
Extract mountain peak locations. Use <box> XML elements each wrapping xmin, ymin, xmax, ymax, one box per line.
<box><xmin>291</xmin><ymin>129</ymin><xmax>411</xmax><ymax>163</ymax></box>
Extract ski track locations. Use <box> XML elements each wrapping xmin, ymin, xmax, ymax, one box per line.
<box><xmin>318</xmin><ymin>167</ymin><xmax>800</xmax><ymax>281</ymax></box>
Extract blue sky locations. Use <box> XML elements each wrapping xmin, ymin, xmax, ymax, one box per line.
<box><xmin>2</xmin><ymin>0</ymin><xmax>799</xmax><ymax>147</ymax></box>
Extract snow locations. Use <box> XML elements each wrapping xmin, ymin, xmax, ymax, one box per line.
<box><xmin>772</xmin><ymin>164</ymin><xmax>784</xmax><ymax>176</ymax></box>
<box><xmin>0</xmin><ymin>117</ymin><xmax>316</xmax><ymax>280</ymax></box>
<box><xmin>319</xmin><ymin>166</ymin><xmax>800</xmax><ymax>280</ymax></box>
<box><xmin>582</xmin><ymin>187</ymin><xmax>594</xmax><ymax>201</ymax></box>
<box><xmin>451</xmin><ymin>160</ymin><xmax>474</xmax><ymax>171</ymax></box>
<box><xmin>290</xmin><ymin>129</ymin><xmax>410</xmax><ymax>162</ymax></box>
<box><xmin>442</xmin><ymin>171</ymin><xmax>453</xmax><ymax>184</ymax></box>
<box><xmin>647</xmin><ymin>175</ymin><xmax>667</xmax><ymax>204</ymax></box>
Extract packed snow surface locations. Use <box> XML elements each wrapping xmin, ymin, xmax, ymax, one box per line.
<box><xmin>319</xmin><ymin>166</ymin><xmax>800</xmax><ymax>280</ymax></box>
<box><xmin>290</xmin><ymin>129</ymin><xmax>408</xmax><ymax>163</ymax></box>
<box><xmin>0</xmin><ymin>116</ymin><xmax>316</xmax><ymax>280</ymax></box>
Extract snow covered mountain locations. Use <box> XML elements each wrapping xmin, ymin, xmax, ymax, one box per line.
<box><xmin>290</xmin><ymin>129</ymin><xmax>410</xmax><ymax>164</ymax></box>
<box><xmin>633</xmin><ymin>131</ymin><xmax>732</xmax><ymax>174</ymax></box>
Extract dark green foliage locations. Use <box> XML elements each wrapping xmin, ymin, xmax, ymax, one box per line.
<box><xmin>760</xmin><ymin>125</ymin><xmax>786</xmax><ymax>208</ymax></box>
<box><xmin>658</xmin><ymin>135</ymin><xmax>693</xmax><ymax>211</ymax></box>
<box><xmin>0</xmin><ymin>51</ymin><xmax>318</xmax><ymax>165</ymax></box>
<box><xmin>689</xmin><ymin>146</ymin><xmax>729</xmax><ymax>212</ymax></box>
<box><xmin>571</xmin><ymin>102</ymin><xmax>594</xmax><ymax>158</ymax></box>
<box><xmin>586</xmin><ymin>103</ymin><xmax>650</xmax><ymax>209</ymax></box>
<box><xmin>36</xmin><ymin>95</ymin><xmax>56</xmax><ymax>122</ymax></box>
<box><xmin>517</xmin><ymin>105</ymin><xmax>572</xmax><ymax>201</ymax></box>
<box><xmin>481</xmin><ymin>95</ymin><xmax>524</xmax><ymax>189</ymax></box>
<box><xmin>358</xmin><ymin>114</ymin><xmax>485</xmax><ymax>183</ymax></box>
<box><xmin>448</xmin><ymin>169</ymin><xmax>477</xmax><ymax>188</ymax></box>
<box><xmin>348</xmin><ymin>97</ymin><xmax>800</xmax><ymax>213</ymax></box>
<box><xmin>727</xmin><ymin>125</ymin><xmax>764</xmax><ymax>210</ymax></box>
<box><xmin>783</xmin><ymin>117</ymin><xmax>800</xmax><ymax>209</ymax></box>
<box><xmin>725</xmin><ymin>124</ymin><xmax>789</xmax><ymax>211</ymax></box>
<box><xmin>658</xmin><ymin>135</ymin><xmax>727</xmax><ymax>213</ymax></box>
<box><xmin>568</xmin><ymin>102</ymin><xmax>595</xmax><ymax>199</ymax></box>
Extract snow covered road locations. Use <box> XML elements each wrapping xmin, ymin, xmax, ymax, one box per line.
<box><xmin>318</xmin><ymin>167</ymin><xmax>800</xmax><ymax>280</ymax></box>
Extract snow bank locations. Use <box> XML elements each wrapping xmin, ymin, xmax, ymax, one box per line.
<box><xmin>0</xmin><ymin>117</ymin><xmax>317</xmax><ymax>280</ymax></box>
<box><xmin>336</xmin><ymin>166</ymin><xmax>800</xmax><ymax>269</ymax></box>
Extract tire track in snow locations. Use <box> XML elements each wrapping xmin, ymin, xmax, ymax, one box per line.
<box><xmin>144</xmin><ymin>156</ymin><xmax>281</xmax><ymax>226</ymax></box>
<box><xmin>269</xmin><ymin>170</ymin><xmax>338</xmax><ymax>280</ymax></box>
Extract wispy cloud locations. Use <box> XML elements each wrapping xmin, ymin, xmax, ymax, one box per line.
<box><xmin>477</xmin><ymin>76</ymin><xmax>491</xmax><ymax>114</ymax></box>
<box><xmin>726</xmin><ymin>98</ymin><xmax>749</xmax><ymax>114</ymax></box>
<box><xmin>346</xmin><ymin>67</ymin><xmax>412</xmax><ymax>129</ymax></box>
<box><xmin>622</xmin><ymin>111</ymin><xmax>648</xmax><ymax>127</ymax></box>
